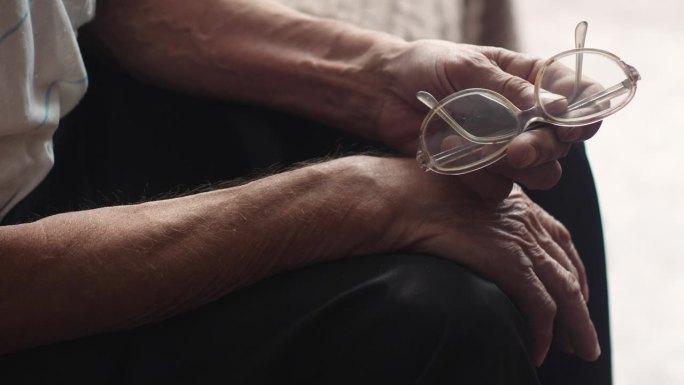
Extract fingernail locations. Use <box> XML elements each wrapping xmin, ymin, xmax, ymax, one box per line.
<box><xmin>594</xmin><ymin>343</ymin><xmax>602</xmax><ymax>359</ymax></box>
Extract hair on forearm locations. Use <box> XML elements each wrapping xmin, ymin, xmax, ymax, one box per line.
<box><xmin>140</xmin><ymin>146</ymin><xmax>396</xmax><ymax>202</ymax></box>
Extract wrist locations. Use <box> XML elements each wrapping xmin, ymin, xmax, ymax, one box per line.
<box><xmin>268</xmin><ymin>156</ymin><xmax>399</xmax><ymax>268</ymax></box>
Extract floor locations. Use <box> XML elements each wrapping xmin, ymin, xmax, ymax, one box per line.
<box><xmin>515</xmin><ymin>2</ymin><xmax>684</xmax><ymax>384</ymax></box>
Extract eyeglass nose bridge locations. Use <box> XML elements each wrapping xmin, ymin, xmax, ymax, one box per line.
<box><xmin>518</xmin><ymin>105</ymin><xmax>548</xmax><ymax>132</ymax></box>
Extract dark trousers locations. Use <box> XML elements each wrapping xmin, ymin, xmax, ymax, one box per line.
<box><xmin>1</xmin><ymin>40</ymin><xmax>612</xmax><ymax>384</ymax></box>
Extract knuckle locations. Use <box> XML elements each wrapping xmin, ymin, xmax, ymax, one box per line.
<box><xmin>562</xmin><ymin>276</ymin><xmax>583</xmax><ymax>301</ymax></box>
<box><xmin>503</xmin><ymin>245</ymin><xmax>535</xmax><ymax>275</ymax></box>
<box><xmin>540</xmin><ymin>294</ymin><xmax>558</xmax><ymax>320</ymax></box>
<box><xmin>552</xmin><ymin>220</ymin><xmax>573</xmax><ymax>245</ymax></box>
<box><xmin>508</xmin><ymin>223</ymin><xmax>538</xmax><ymax>251</ymax></box>
<box><xmin>459</xmin><ymin>54</ymin><xmax>499</xmax><ymax>88</ymax></box>
<box><xmin>527</xmin><ymin>243</ymin><xmax>548</xmax><ymax>262</ymax></box>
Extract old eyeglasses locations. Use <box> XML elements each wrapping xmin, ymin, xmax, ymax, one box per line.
<box><xmin>416</xmin><ymin>21</ymin><xmax>641</xmax><ymax>175</ymax></box>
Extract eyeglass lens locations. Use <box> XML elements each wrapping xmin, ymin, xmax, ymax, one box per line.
<box><xmin>419</xmin><ymin>92</ymin><xmax>517</xmax><ymax>172</ymax></box>
<box><xmin>538</xmin><ymin>51</ymin><xmax>633</xmax><ymax>123</ymax></box>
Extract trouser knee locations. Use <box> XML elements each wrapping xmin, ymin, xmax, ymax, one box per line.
<box><xmin>266</xmin><ymin>254</ymin><xmax>539</xmax><ymax>385</ymax></box>
<box><xmin>373</xmin><ymin>254</ymin><xmax>538</xmax><ymax>385</ymax></box>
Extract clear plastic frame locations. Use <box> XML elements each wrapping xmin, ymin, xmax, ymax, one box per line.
<box><xmin>416</xmin><ymin>22</ymin><xmax>641</xmax><ymax>175</ymax></box>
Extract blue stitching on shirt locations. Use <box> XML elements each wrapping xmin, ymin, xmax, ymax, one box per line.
<box><xmin>0</xmin><ymin>1</ymin><xmax>90</xmax><ymax>130</ymax></box>
<box><xmin>34</xmin><ymin>76</ymin><xmax>89</xmax><ymax>130</ymax></box>
<box><xmin>0</xmin><ymin>0</ymin><xmax>34</xmax><ymax>46</ymax></box>
<box><xmin>0</xmin><ymin>0</ymin><xmax>88</xmax><ymax>130</ymax></box>
<box><xmin>0</xmin><ymin>1</ymin><xmax>89</xmax><ymax>218</ymax></box>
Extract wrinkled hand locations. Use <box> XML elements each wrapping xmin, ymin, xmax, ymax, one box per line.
<box><xmin>365</xmin><ymin>156</ymin><xmax>600</xmax><ymax>366</ymax></box>
<box><xmin>378</xmin><ymin>41</ymin><xmax>600</xmax><ymax>199</ymax></box>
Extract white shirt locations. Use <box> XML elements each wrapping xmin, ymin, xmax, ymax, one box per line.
<box><xmin>0</xmin><ymin>0</ymin><xmax>95</xmax><ymax>219</ymax></box>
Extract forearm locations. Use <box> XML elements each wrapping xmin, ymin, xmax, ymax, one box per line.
<box><xmin>0</xmin><ymin>157</ymin><xmax>393</xmax><ymax>353</ymax></box>
<box><xmin>90</xmin><ymin>0</ymin><xmax>408</xmax><ymax>138</ymax></box>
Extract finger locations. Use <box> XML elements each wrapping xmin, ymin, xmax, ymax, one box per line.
<box><xmin>507</xmin><ymin>128</ymin><xmax>572</xmax><ymax>169</ymax></box>
<box><xmin>490</xmin><ymin>259</ymin><xmax>556</xmax><ymax>367</ymax></box>
<box><xmin>454</xmin><ymin>49</ymin><xmax>537</xmax><ymax>110</ymax></box>
<box><xmin>555</xmin><ymin>121</ymin><xmax>602</xmax><ymax>143</ymax></box>
<box><xmin>490</xmin><ymin>160</ymin><xmax>563</xmax><ymax>191</ymax></box>
<box><xmin>553</xmin><ymin>326</ymin><xmax>575</xmax><ymax>355</ymax></box>
<box><xmin>486</xmin><ymin>66</ymin><xmax>537</xmax><ymax>110</ymax></box>
<box><xmin>530</xmin><ymin>222</ymin><xmax>589</xmax><ymax>310</ymax></box>
<box><xmin>528</xmin><ymin>246</ymin><xmax>600</xmax><ymax>361</ymax></box>
<box><xmin>377</xmin><ymin>99</ymin><xmax>424</xmax><ymax>154</ymax></box>
<box><xmin>479</xmin><ymin>46</ymin><xmax>544</xmax><ymax>85</ymax></box>
<box><xmin>527</xmin><ymin>218</ymin><xmax>582</xmax><ymax>294</ymax></box>
<box><xmin>535</xmin><ymin>207</ymin><xmax>590</xmax><ymax>301</ymax></box>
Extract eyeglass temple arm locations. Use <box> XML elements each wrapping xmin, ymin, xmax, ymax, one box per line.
<box><xmin>572</xmin><ymin>21</ymin><xmax>589</xmax><ymax>103</ymax></box>
<box><xmin>566</xmin><ymin>79</ymin><xmax>633</xmax><ymax>112</ymax></box>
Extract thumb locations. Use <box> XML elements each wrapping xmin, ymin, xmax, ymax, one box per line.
<box><xmin>485</xmin><ymin>66</ymin><xmax>537</xmax><ymax>110</ymax></box>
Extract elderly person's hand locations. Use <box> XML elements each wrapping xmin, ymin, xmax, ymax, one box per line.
<box><xmin>357</xmin><ymin>156</ymin><xmax>600</xmax><ymax>366</ymax></box>
<box><xmin>378</xmin><ymin>42</ymin><xmax>601</xmax><ymax>200</ymax></box>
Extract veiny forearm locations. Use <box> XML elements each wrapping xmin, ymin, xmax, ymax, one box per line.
<box><xmin>90</xmin><ymin>0</ymin><xmax>408</xmax><ymax>138</ymax></box>
<box><xmin>0</xmin><ymin>157</ymin><xmax>394</xmax><ymax>354</ymax></box>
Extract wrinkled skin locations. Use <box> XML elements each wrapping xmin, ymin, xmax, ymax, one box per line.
<box><xmin>378</xmin><ymin>41</ymin><xmax>601</xmax><ymax>199</ymax></box>
<box><xmin>365</xmin><ymin>156</ymin><xmax>600</xmax><ymax>366</ymax></box>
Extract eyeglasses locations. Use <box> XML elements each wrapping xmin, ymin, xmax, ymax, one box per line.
<box><xmin>415</xmin><ymin>21</ymin><xmax>641</xmax><ymax>175</ymax></box>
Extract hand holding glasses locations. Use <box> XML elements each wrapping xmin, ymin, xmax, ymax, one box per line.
<box><xmin>416</xmin><ymin>21</ymin><xmax>641</xmax><ymax>175</ymax></box>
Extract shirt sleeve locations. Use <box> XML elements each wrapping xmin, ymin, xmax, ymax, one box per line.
<box><xmin>0</xmin><ymin>0</ymin><xmax>95</xmax><ymax>220</ymax></box>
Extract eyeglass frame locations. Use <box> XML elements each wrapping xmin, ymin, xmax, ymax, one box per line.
<box><xmin>415</xmin><ymin>25</ymin><xmax>641</xmax><ymax>175</ymax></box>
